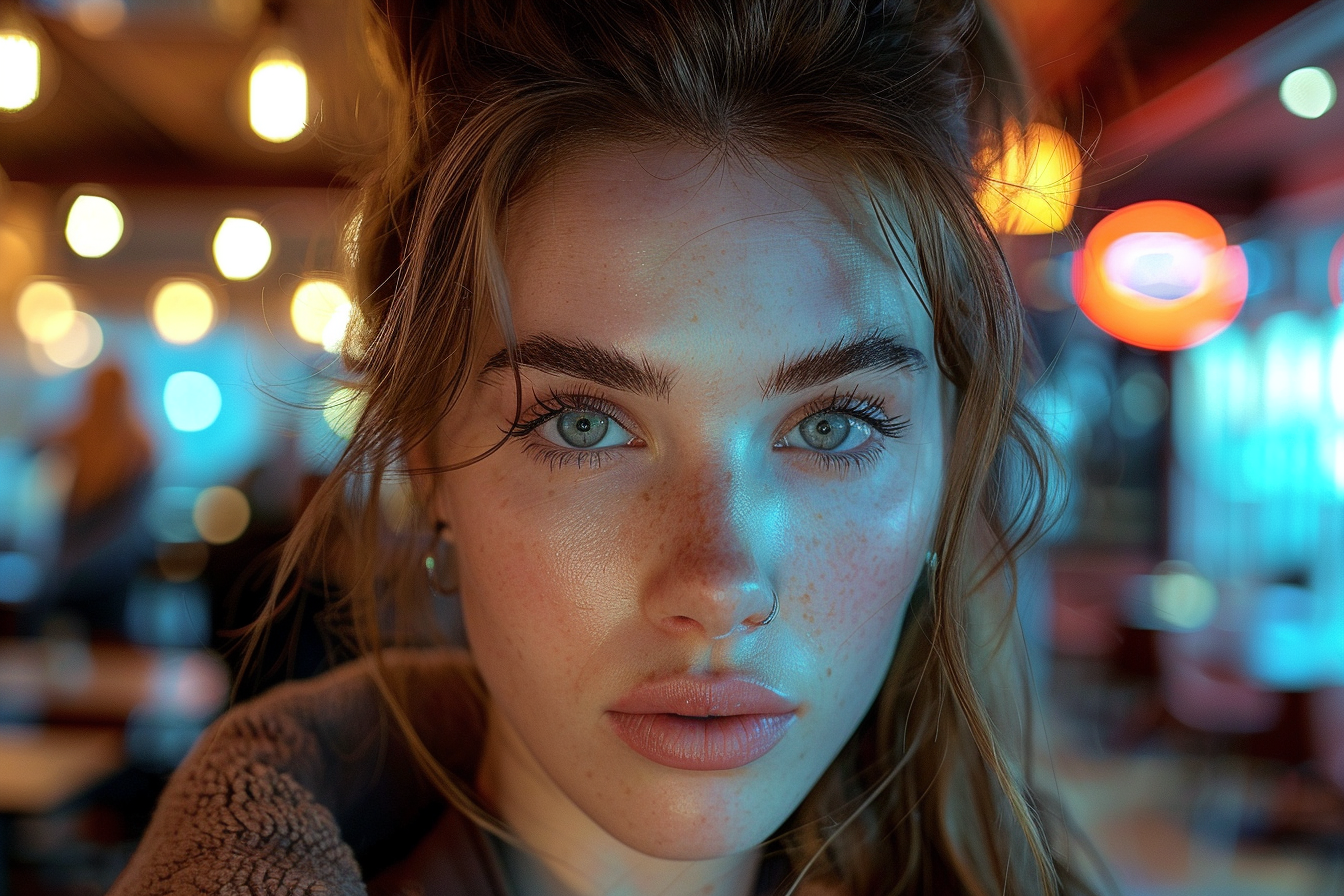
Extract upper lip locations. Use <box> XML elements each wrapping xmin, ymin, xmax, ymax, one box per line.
<box><xmin>609</xmin><ymin>674</ymin><xmax>798</xmax><ymax>717</ymax></box>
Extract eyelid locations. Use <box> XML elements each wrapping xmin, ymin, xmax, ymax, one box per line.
<box><xmin>775</xmin><ymin>388</ymin><xmax>907</xmax><ymax>443</ymax></box>
<box><xmin>508</xmin><ymin>387</ymin><xmax>643</xmax><ymax>440</ymax></box>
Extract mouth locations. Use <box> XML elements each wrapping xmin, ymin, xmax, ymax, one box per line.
<box><xmin>605</xmin><ymin>675</ymin><xmax>798</xmax><ymax>771</ymax></box>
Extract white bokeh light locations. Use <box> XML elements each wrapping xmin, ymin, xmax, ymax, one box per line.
<box><xmin>65</xmin><ymin>194</ymin><xmax>125</xmax><ymax>258</ymax></box>
<box><xmin>0</xmin><ymin>32</ymin><xmax>40</xmax><ymax>112</ymax></box>
<box><xmin>212</xmin><ymin>217</ymin><xmax>271</xmax><ymax>280</ymax></box>
<box><xmin>164</xmin><ymin>371</ymin><xmax>223</xmax><ymax>432</ymax></box>
<box><xmin>248</xmin><ymin>51</ymin><xmax>307</xmax><ymax>143</ymax></box>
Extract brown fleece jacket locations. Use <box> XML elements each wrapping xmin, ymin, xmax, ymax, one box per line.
<box><xmin>108</xmin><ymin>649</ymin><xmax>502</xmax><ymax>896</ymax></box>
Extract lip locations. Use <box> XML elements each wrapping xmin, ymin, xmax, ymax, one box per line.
<box><xmin>606</xmin><ymin>675</ymin><xmax>798</xmax><ymax>771</ymax></box>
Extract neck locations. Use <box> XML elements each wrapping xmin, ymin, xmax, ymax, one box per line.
<box><xmin>475</xmin><ymin>705</ymin><xmax>762</xmax><ymax>896</ymax></box>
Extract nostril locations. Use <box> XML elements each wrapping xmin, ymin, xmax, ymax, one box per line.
<box><xmin>663</xmin><ymin>615</ymin><xmax>701</xmax><ymax>633</ymax></box>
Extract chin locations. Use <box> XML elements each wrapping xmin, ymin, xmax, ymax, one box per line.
<box><xmin>577</xmin><ymin>774</ymin><xmax>794</xmax><ymax>861</ymax></box>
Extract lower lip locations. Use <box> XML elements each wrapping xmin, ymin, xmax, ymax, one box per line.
<box><xmin>606</xmin><ymin>711</ymin><xmax>796</xmax><ymax>770</ymax></box>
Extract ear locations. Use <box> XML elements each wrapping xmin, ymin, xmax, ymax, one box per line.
<box><xmin>406</xmin><ymin>435</ymin><xmax>454</xmax><ymax>542</ymax></box>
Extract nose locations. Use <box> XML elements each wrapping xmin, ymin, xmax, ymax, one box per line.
<box><xmin>640</xmin><ymin>463</ymin><xmax>777</xmax><ymax>639</ymax></box>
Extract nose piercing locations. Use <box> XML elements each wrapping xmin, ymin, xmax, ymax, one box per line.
<box><xmin>754</xmin><ymin>590</ymin><xmax>779</xmax><ymax>627</ymax></box>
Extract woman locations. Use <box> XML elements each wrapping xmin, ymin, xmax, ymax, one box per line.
<box><xmin>113</xmin><ymin>1</ymin><xmax>1098</xmax><ymax>894</ymax></box>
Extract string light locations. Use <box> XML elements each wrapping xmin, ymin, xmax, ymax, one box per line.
<box><xmin>248</xmin><ymin>49</ymin><xmax>307</xmax><ymax>143</ymax></box>
<box><xmin>0</xmin><ymin>32</ymin><xmax>40</xmax><ymax>112</ymax></box>
<box><xmin>65</xmin><ymin>194</ymin><xmax>124</xmax><ymax>258</ymax></box>
<box><xmin>212</xmin><ymin>216</ymin><xmax>271</xmax><ymax>280</ymax></box>
<box><xmin>151</xmin><ymin>279</ymin><xmax>215</xmax><ymax>345</ymax></box>
<box><xmin>16</xmin><ymin>280</ymin><xmax>76</xmax><ymax>344</ymax></box>
<box><xmin>290</xmin><ymin>279</ymin><xmax>351</xmax><ymax>346</ymax></box>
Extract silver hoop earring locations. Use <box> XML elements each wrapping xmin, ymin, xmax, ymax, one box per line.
<box><xmin>756</xmin><ymin>590</ymin><xmax>779</xmax><ymax>627</ymax></box>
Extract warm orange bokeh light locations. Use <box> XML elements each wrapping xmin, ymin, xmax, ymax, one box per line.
<box><xmin>976</xmin><ymin>122</ymin><xmax>1081</xmax><ymax>235</ymax></box>
<box><xmin>1072</xmin><ymin>200</ymin><xmax>1247</xmax><ymax>351</ymax></box>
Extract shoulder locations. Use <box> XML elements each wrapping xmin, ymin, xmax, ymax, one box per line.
<box><xmin>109</xmin><ymin>648</ymin><xmax>482</xmax><ymax>896</ymax></box>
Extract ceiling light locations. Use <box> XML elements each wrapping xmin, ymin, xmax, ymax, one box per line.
<box><xmin>248</xmin><ymin>49</ymin><xmax>308</xmax><ymax>143</ymax></box>
<box><xmin>65</xmin><ymin>193</ymin><xmax>124</xmax><ymax>258</ymax></box>
<box><xmin>212</xmin><ymin>216</ymin><xmax>271</xmax><ymax>280</ymax></box>
<box><xmin>0</xmin><ymin>32</ymin><xmax>39</xmax><ymax>112</ymax></box>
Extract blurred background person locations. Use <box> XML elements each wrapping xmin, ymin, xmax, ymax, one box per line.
<box><xmin>28</xmin><ymin>363</ymin><xmax>155</xmax><ymax>637</ymax></box>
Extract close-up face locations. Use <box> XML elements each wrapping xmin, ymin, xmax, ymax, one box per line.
<box><xmin>429</xmin><ymin>145</ymin><xmax>949</xmax><ymax>861</ymax></box>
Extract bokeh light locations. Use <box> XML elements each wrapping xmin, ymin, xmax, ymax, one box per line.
<box><xmin>1073</xmin><ymin>201</ymin><xmax>1247</xmax><ymax>351</ymax></box>
<box><xmin>0</xmin><ymin>32</ymin><xmax>40</xmax><ymax>112</ymax></box>
<box><xmin>163</xmin><ymin>371</ymin><xmax>222</xmax><ymax>432</ymax></box>
<box><xmin>65</xmin><ymin>193</ymin><xmax>124</xmax><ymax>258</ymax></box>
<box><xmin>323</xmin><ymin>386</ymin><xmax>366</xmax><ymax>439</ymax></box>
<box><xmin>16</xmin><ymin>279</ymin><xmax>76</xmax><ymax>344</ymax></box>
<box><xmin>975</xmin><ymin>122</ymin><xmax>1082</xmax><ymax>235</ymax></box>
<box><xmin>248</xmin><ymin>50</ymin><xmax>307</xmax><ymax>143</ymax></box>
<box><xmin>42</xmin><ymin>311</ymin><xmax>103</xmax><ymax>369</ymax></box>
<box><xmin>192</xmin><ymin>486</ymin><xmax>250</xmax><ymax>544</ymax></box>
<box><xmin>291</xmin><ymin>279</ymin><xmax>351</xmax><ymax>346</ymax></box>
<box><xmin>151</xmin><ymin>279</ymin><xmax>215</xmax><ymax>345</ymax></box>
<box><xmin>1280</xmin><ymin>66</ymin><xmax>1336</xmax><ymax>119</ymax></box>
<box><xmin>65</xmin><ymin>0</ymin><xmax>126</xmax><ymax>38</ymax></box>
<box><xmin>1151</xmin><ymin>563</ymin><xmax>1217</xmax><ymax>632</ymax></box>
<box><xmin>212</xmin><ymin>216</ymin><xmax>271</xmax><ymax>280</ymax></box>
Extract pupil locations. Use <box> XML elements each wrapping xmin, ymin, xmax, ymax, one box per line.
<box><xmin>816</xmin><ymin>419</ymin><xmax>832</xmax><ymax>435</ymax></box>
<box><xmin>576</xmin><ymin>417</ymin><xmax>592</xmax><ymax>432</ymax></box>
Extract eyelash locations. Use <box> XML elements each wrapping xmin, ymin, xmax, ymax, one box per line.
<box><xmin>503</xmin><ymin>386</ymin><xmax>909</xmax><ymax>472</ymax></box>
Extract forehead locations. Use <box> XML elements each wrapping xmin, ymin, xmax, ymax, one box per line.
<box><xmin>498</xmin><ymin>146</ymin><xmax>930</xmax><ymax>363</ymax></box>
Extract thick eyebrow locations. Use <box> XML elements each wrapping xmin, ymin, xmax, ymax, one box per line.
<box><xmin>759</xmin><ymin>330</ymin><xmax>927</xmax><ymax>399</ymax></box>
<box><xmin>479</xmin><ymin>334</ymin><xmax>676</xmax><ymax>400</ymax></box>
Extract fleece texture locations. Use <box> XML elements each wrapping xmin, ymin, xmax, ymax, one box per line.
<box><xmin>108</xmin><ymin>649</ymin><xmax>496</xmax><ymax>896</ymax></box>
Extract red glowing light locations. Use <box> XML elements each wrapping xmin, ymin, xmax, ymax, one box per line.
<box><xmin>1328</xmin><ymin>231</ymin><xmax>1344</xmax><ymax>308</ymax></box>
<box><xmin>1072</xmin><ymin>201</ymin><xmax>1247</xmax><ymax>351</ymax></box>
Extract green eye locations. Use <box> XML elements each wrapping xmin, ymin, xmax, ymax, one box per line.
<box><xmin>798</xmin><ymin>412</ymin><xmax>852</xmax><ymax>450</ymax></box>
<box><xmin>556</xmin><ymin>411</ymin><xmax>610</xmax><ymax>448</ymax></box>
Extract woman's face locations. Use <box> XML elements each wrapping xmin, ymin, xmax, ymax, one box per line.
<box><xmin>431</xmin><ymin>146</ymin><xmax>947</xmax><ymax>860</ymax></box>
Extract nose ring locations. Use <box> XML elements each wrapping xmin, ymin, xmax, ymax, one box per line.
<box><xmin>755</xmin><ymin>590</ymin><xmax>779</xmax><ymax>627</ymax></box>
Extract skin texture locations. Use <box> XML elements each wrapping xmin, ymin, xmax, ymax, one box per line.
<box><xmin>428</xmin><ymin>145</ymin><xmax>948</xmax><ymax>896</ymax></box>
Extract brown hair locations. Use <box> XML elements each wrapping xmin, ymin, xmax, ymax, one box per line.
<box><xmin>262</xmin><ymin>2</ymin><xmax>1103</xmax><ymax>894</ymax></box>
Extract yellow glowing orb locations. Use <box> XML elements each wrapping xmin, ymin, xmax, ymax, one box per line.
<box><xmin>16</xmin><ymin>280</ymin><xmax>76</xmax><ymax>344</ymax></box>
<box><xmin>192</xmin><ymin>485</ymin><xmax>251</xmax><ymax>544</ymax></box>
<box><xmin>0</xmin><ymin>32</ymin><xmax>39</xmax><ymax>112</ymax></box>
<box><xmin>151</xmin><ymin>279</ymin><xmax>216</xmax><ymax>345</ymax></box>
<box><xmin>65</xmin><ymin>194</ymin><xmax>125</xmax><ymax>258</ymax></box>
<box><xmin>291</xmin><ymin>279</ymin><xmax>351</xmax><ymax>346</ymax></box>
<box><xmin>323</xmin><ymin>386</ymin><xmax>367</xmax><ymax>440</ymax></box>
<box><xmin>43</xmin><ymin>311</ymin><xmax>103</xmax><ymax>369</ymax></box>
<box><xmin>248</xmin><ymin>51</ymin><xmax>308</xmax><ymax>143</ymax></box>
<box><xmin>976</xmin><ymin>122</ymin><xmax>1082</xmax><ymax>236</ymax></box>
<box><xmin>212</xmin><ymin>216</ymin><xmax>271</xmax><ymax>280</ymax></box>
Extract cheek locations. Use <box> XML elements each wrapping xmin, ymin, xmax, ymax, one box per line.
<box><xmin>445</xmin><ymin>466</ymin><xmax>642</xmax><ymax>678</ymax></box>
<box><xmin>782</xmin><ymin>451</ymin><xmax>941</xmax><ymax>662</ymax></box>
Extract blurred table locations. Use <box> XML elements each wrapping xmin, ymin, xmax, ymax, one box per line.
<box><xmin>0</xmin><ymin>727</ymin><xmax>122</xmax><ymax>815</ymax></box>
<box><xmin>0</xmin><ymin>639</ymin><xmax>229</xmax><ymax>724</ymax></box>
